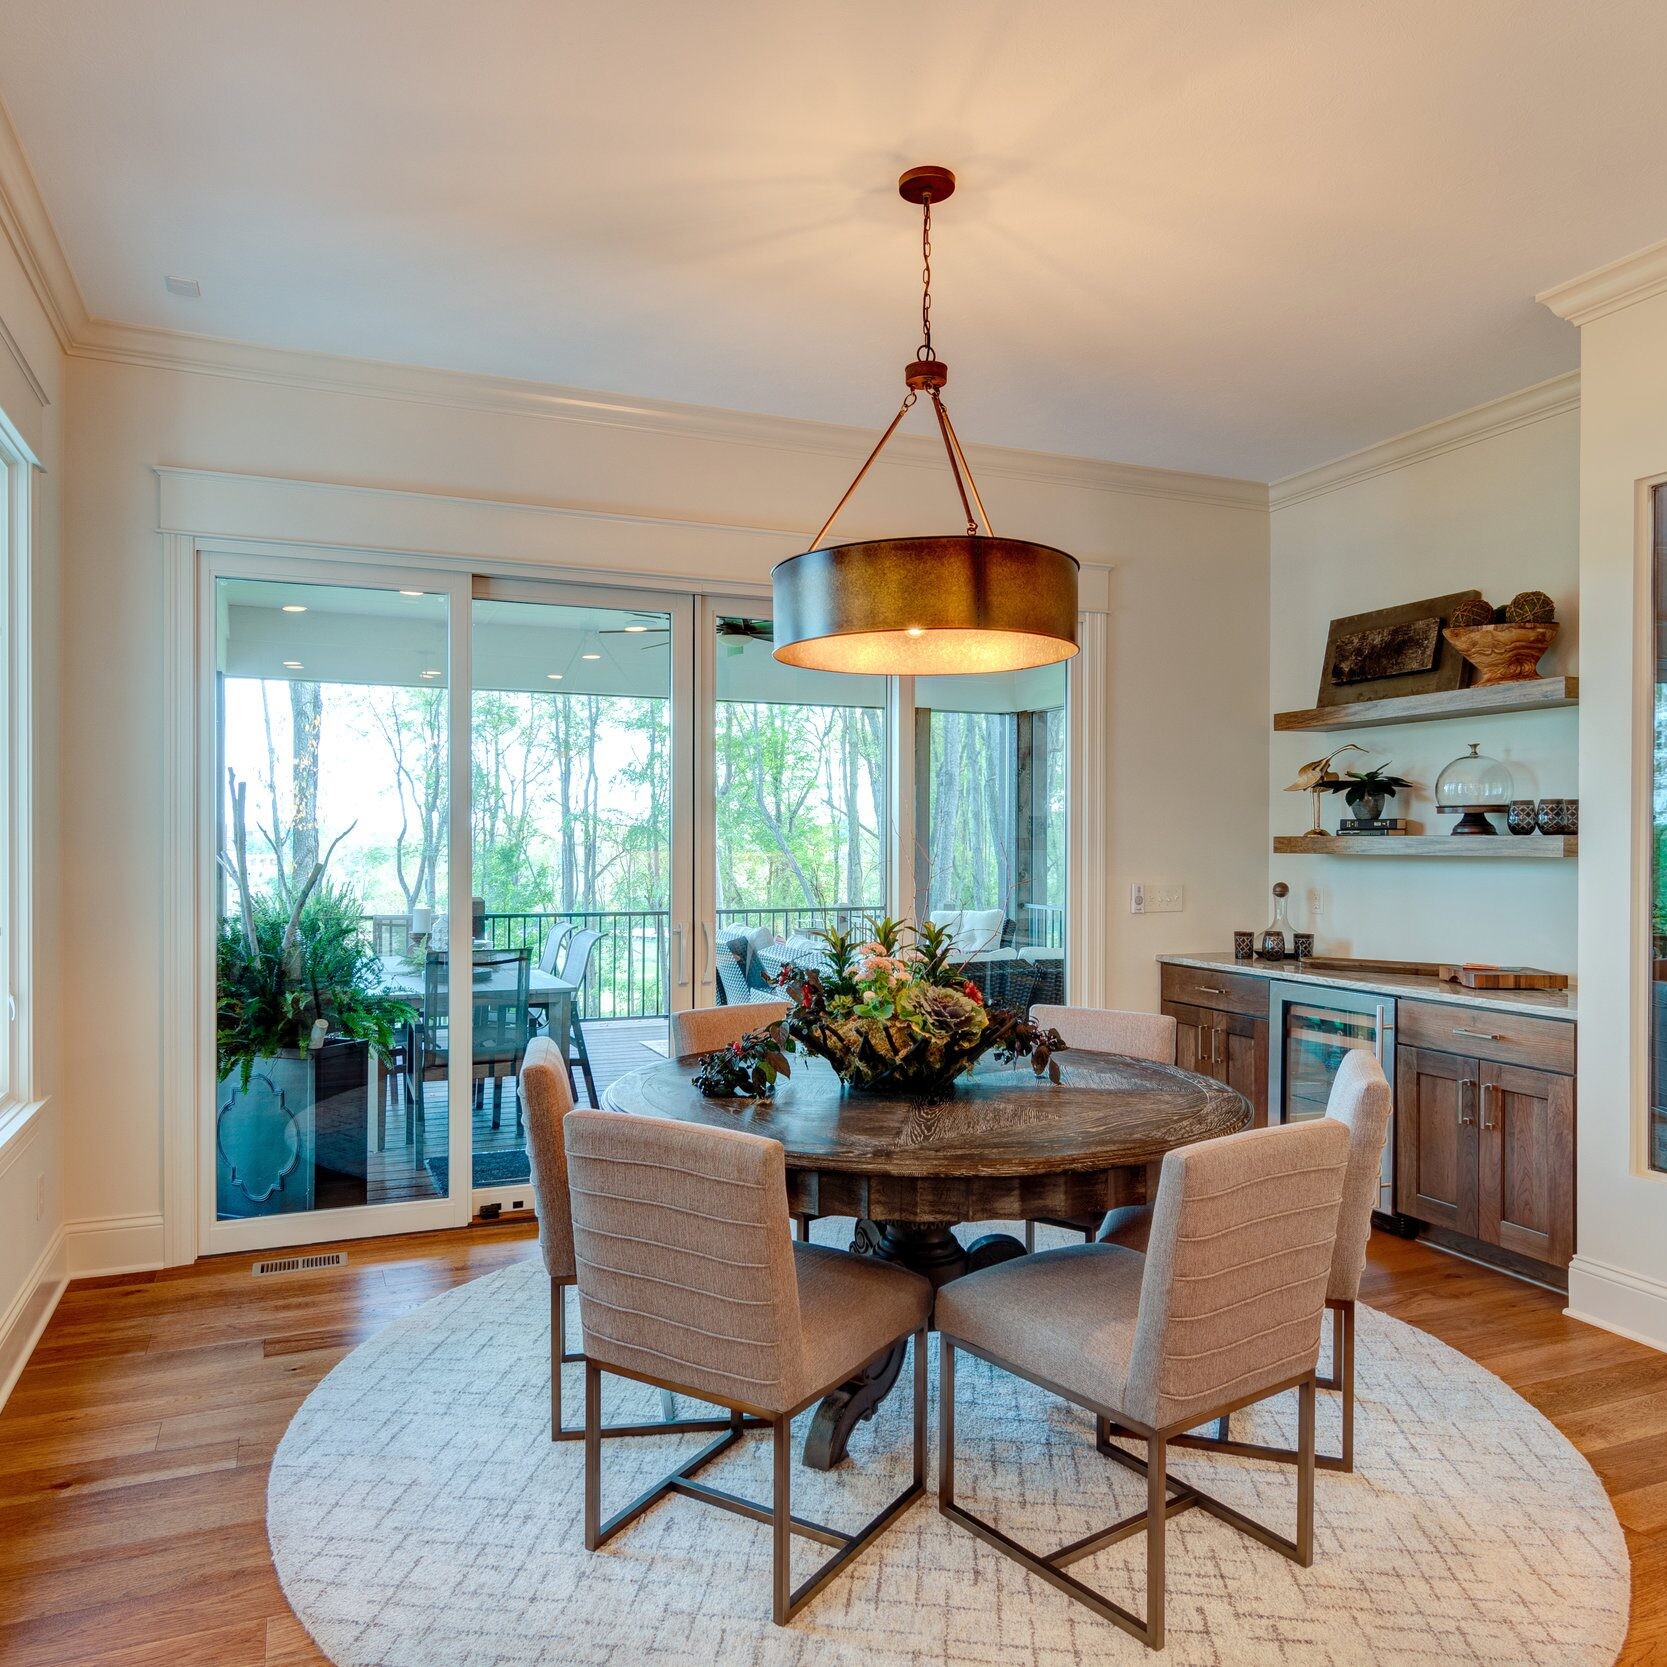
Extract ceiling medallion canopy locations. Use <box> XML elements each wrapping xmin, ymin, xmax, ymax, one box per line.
<box><xmin>771</xmin><ymin>166</ymin><xmax>1079</xmax><ymax>676</ymax></box>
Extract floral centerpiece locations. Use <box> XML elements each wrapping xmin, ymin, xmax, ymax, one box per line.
<box><xmin>693</xmin><ymin>917</ymin><xmax>1065</xmax><ymax>1102</ymax></box>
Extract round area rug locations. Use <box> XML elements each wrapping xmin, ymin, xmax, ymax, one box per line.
<box><xmin>268</xmin><ymin>1228</ymin><xmax>1629</xmax><ymax>1666</ymax></box>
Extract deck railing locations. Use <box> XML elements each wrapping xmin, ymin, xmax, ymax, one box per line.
<box><xmin>362</xmin><ymin>904</ymin><xmax>881</xmax><ymax>1020</ymax></box>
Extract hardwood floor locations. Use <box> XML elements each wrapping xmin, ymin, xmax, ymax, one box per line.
<box><xmin>2</xmin><ymin>1227</ymin><xmax>1665</xmax><ymax>1665</ymax></box>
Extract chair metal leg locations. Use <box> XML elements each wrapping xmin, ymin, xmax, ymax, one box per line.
<box><xmin>1297</xmin><ymin>1375</ymin><xmax>1316</xmax><ymax>1565</ymax></box>
<box><xmin>1146</xmin><ymin>1433</ymin><xmax>1167</xmax><ymax>1652</ymax></box>
<box><xmin>581</xmin><ymin>1338</ymin><xmax>925</xmax><ymax>1625</ymax></box>
<box><xmin>772</xmin><ymin>1417</ymin><xmax>792</xmax><ymax>1626</ymax></box>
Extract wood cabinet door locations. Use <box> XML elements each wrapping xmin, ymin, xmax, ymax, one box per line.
<box><xmin>1395</xmin><ymin>1047</ymin><xmax>1478</xmax><ymax>1235</ymax></box>
<box><xmin>1162</xmin><ymin>1001</ymin><xmax>1225</xmax><ymax>1082</ymax></box>
<box><xmin>1478</xmin><ymin>1061</ymin><xmax>1575</xmax><ymax>1268</ymax></box>
<box><xmin>1224</xmin><ymin>1015</ymin><xmax>1268</xmax><ymax>1127</ymax></box>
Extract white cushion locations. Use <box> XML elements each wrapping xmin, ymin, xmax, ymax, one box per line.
<box><xmin>956</xmin><ymin>908</ymin><xmax>1005</xmax><ymax>955</ymax></box>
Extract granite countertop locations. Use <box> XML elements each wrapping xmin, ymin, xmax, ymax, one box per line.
<box><xmin>1158</xmin><ymin>952</ymin><xmax>1577</xmax><ymax>1021</ymax></box>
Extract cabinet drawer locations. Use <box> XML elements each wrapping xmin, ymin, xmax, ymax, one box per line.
<box><xmin>1397</xmin><ymin>999</ymin><xmax>1574</xmax><ymax>1074</ymax></box>
<box><xmin>1159</xmin><ymin>964</ymin><xmax>1269</xmax><ymax>1018</ymax></box>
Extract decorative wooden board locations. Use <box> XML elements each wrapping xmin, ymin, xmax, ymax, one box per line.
<box><xmin>1274</xmin><ymin>676</ymin><xmax>1578</xmax><ymax>732</ymax></box>
<box><xmin>1436</xmin><ymin>964</ymin><xmax>1570</xmax><ymax>990</ymax></box>
<box><xmin>603</xmin><ymin>1049</ymin><xmax>1250</xmax><ymax>1223</ymax></box>
<box><xmin>1316</xmin><ymin>590</ymin><xmax>1481</xmax><ymax>708</ymax></box>
<box><xmin>1274</xmin><ymin>835</ymin><xmax>1577</xmax><ymax>858</ymax></box>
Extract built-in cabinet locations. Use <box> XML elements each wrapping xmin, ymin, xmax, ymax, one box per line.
<box><xmin>1159</xmin><ymin>962</ymin><xmax>1576</xmax><ymax>1286</ymax></box>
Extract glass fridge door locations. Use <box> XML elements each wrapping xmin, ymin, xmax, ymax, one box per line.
<box><xmin>1282</xmin><ymin>1000</ymin><xmax>1382</xmax><ymax>1123</ymax></box>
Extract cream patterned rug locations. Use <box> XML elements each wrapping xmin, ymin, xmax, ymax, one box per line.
<box><xmin>267</xmin><ymin>1227</ymin><xmax>1629</xmax><ymax>1666</ymax></box>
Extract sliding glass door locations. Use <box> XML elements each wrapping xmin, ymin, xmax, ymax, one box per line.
<box><xmin>465</xmin><ymin>586</ymin><xmax>688</xmax><ymax>1212</ymax></box>
<box><xmin>696</xmin><ymin>600</ymin><xmax>889</xmax><ymax>1009</ymax></box>
<box><xmin>210</xmin><ymin>569</ymin><xmax>472</xmax><ymax>1246</ymax></box>
<box><xmin>204</xmin><ymin>557</ymin><xmax>1076</xmax><ymax>1248</ymax></box>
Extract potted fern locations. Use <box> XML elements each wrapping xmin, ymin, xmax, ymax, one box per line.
<box><xmin>215</xmin><ymin>775</ymin><xmax>413</xmax><ymax>1217</ymax></box>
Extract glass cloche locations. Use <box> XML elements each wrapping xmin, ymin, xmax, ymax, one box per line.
<box><xmin>1434</xmin><ymin>742</ymin><xmax>1513</xmax><ymax>835</ymax></box>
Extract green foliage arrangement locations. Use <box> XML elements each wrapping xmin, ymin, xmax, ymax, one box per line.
<box><xmin>217</xmin><ymin>881</ymin><xmax>416</xmax><ymax>1089</ymax></box>
<box><xmin>691</xmin><ymin>1021</ymin><xmax>796</xmax><ymax>1099</ymax></box>
<box><xmin>768</xmin><ymin>916</ymin><xmax>1066</xmax><ymax>1100</ymax></box>
<box><xmin>217</xmin><ymin>770</ymin><xmax>414</xmax><ymax>1088</ymax></box>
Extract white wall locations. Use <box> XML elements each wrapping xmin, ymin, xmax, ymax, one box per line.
<box><xmin>1269</xmin><ymin>398</ymin><xmax>1579</xmax><ymax>967</ymax></box>
<box><xmin>0</xmin><ymin>200</ymin><xmax>65</xmax><ymax>1397</ymax></box>
<box><xmin>60</xmin><ymin>348</ymin><xmax>1269</xmax><ymax>1260</ymax></box>
<box><xmin>1550</xmin><ymin>272</ymin><xmax>1667</xmax><ymax>1347</ymax></box>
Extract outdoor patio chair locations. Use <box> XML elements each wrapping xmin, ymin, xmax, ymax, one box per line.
<box><xmin>559</xmin><ymin>927</ymin><xmax>602</xmax><ymax>1107</ymax></box>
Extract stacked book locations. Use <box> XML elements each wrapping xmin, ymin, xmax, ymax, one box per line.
<box><xmin>1336</xmin><ymin>817</ymin><xmax>1408</xmax><ymax>836</ymax></box>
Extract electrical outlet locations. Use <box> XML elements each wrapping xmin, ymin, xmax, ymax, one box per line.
<box><xmin>1130</xmin><ymin>883</ymin><xmax>1146</xmax><ymax>914</ymax></box>
<box><xmin>1309</xmin><ymin>887</ymin><xmax>1327</xmax><ymax>919</ymax></box>
<box><xmin>35</xmin><ymin>1172</ymin><xmax>45</xmax><ymax>1221</ymax></box>
<box><xmin>1146</xmin><ymin>884</ymin><xmax>1184</xmax><ymax>914</ymax></box>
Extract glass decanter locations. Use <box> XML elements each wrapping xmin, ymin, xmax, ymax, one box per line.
<box><xmin>1259</xmin><ymin>882</ymin><xmax>1291</xmax><ymax>961</ymax></box>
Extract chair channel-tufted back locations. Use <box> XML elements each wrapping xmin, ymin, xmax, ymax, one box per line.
<box><xmin>1030</xmin><ymin>1005</ymin><xmax>1177</xmax><ymax>1065</ymax></box>
<box><xmin>519</xmin><ymin>1036</ymin><xmax>577</xmax><ymax>1282</ymax></box>
<box><xmin>564</xmin><ymin>1109</ymin><xmax>806</xmax><ymax>1413</ymax></box>
<box><xmin>1324</xmin><ymin>1049</ymin><xmax>1394</xmax><ymax>1303</ymax></box>
<box><xmin>669</xmin><ymin>1001</ymin><xmax>791</xmax><ymax>1060</ymax></box>
<box><xmin>1124</xmin><ymin>1118</ymin><xmax>1348</xmax><ymax>1431</ymax></box>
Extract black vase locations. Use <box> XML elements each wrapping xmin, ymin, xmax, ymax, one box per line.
<box><xmin>1507</xmin><ymin>800</ymin><xmax>1538</xmax><ymax>836</ymax></box>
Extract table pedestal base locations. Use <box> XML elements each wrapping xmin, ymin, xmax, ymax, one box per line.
<box><xmin>802</xmin><ymin>1218</ymin><xmax>1027</xmax><ymax>1470</ymax></box>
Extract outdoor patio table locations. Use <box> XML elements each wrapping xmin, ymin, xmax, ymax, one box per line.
<box><xmin>603</xmin><ymin>1047</ymin><xmax>1249</xmax><ymax>1470</ymax></box>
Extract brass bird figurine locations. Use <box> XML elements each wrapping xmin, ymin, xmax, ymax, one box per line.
<box><xmin>1285</xmin><ymin>743</ymin><xmax>1368</xmax><ymax>793</ymax></box>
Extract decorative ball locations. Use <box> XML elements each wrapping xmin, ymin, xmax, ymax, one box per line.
<box><xmin>1503</xmin><ymin>589</ymin><xmax>1556</xmax><ymax>625</ymax></box>
<box><xmin>1447</xmin><ymin>598</ymin><xmax>1495</xmax><ymax>629</ymax></box>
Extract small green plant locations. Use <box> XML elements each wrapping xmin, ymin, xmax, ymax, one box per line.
<box><xmin>691</xmin><ymin>1022</ymin><xmax>796</xmax><ymax>1099</ymax></box>
<box><xmin>1318</xmin><ymin>763</ymin><xmax>1414</xmax><ymax>810</ymax></box>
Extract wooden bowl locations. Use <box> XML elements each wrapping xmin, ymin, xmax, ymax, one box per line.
<box><xmin>1442</xmin><ymin>622</ymin><xmax>1558</xmax><ymax>685</ymax></box>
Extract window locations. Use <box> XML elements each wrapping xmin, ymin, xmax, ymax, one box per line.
<box><xmin>0</xmin><ymin>405</ymin><xmax>34</xmax><ymax>1131</ymax></box>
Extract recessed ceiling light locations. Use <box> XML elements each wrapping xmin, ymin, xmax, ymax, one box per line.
<box><xmin>282</xmin><ymin>604</ymin><xmax>307</xmax><ymax>613</ymax></box>
<box><xmin>400</xmin><ymin>589</ymin><xmax>424</xmax><ymax>597</ymax></box>
<box><xmin>546</xmin><ymin>672</ymin><xmax>563</xmax><ymax>680</ymax></box>
<box><xmin>283</xmin><ymin>660</ymin><xmax>304</xmax><ymax>669</ymax></box>
<box><xmin>164</xmin><ymin>274</ymin><xmax>201</xmax><ymax>298</ymax></box>
<box><xmin>581</xmin><ymin>652</ymin><xmax>601</xmax><ymax>660</ymax></box>
<box><xmin>623</xmin><ymin>624</ymin><xmax>648</xmax><ymax>633</ymax></box>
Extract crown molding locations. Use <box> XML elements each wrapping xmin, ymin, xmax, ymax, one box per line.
<box><xmin>1268</xmin><ymin>371</ymin><xmax>1580</xmax><ymax>510</ymax></box>
<box><xmin>74</xmin><ymin>318</ymin><xmax>1266</xmax><ymax>510</ymax></box>
<box><xmin>0</xmin><ymin>99</ymin><xmax>88</xmax><ymax>355</ymax></box>
<box><xmin>1537</xmin><ymin>238</ymin><xmax>1667</xmax><ymax>326</ymax></box>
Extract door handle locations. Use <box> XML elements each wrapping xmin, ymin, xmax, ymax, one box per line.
<box><xmin>1480</xmin><ymin>1082</ymin><xmax>1496</xmax><ymax>1131</ymax></box>
<box><xmin>1459</xmin><ymin>1079</ymin><xmax>1475</xmax><ymax>1126</ymax></box>
<box><xmin>673</xmin><ymin>923</ymin><xmax>687</xmax><ymax>987</ymax></box>
<box><xmin>700</xmin><ymin>919</ymin><xmax>715</xmax><ymax>983</ymax></box>
<box><xmin>1374</xmin><ymin>1003</ymin><xmax>1389</xmax><ymax>1062</ymax></box>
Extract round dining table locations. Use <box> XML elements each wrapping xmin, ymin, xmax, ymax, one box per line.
<box><xmin>603</xmin><ymin>1047</ymin><xmax>1250</xmax><ymax>1469</ymax></box>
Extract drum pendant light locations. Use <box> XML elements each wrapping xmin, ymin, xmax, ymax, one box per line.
<box><xmin>771</xmin><ymin>166</ymin><xmax>1079</xmax><ymax>676</ymax></box>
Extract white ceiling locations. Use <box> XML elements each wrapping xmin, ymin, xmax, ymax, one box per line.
<box><xmin>4</xmin><ymin>0</ymin><xmax>1667</xmax><ymax>479</ymax></box>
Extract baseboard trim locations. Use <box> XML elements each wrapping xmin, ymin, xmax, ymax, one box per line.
<box><xmin>0</xmin><ymin>1224</ymin><xmax>67</xmax><ymax>1409</ymax></box>
<box><xmin>1566</xmin><ymin>1254</ymin><xmax>1667</xmax><ymax>1354</ymax></box>
<box><xmin>63</xmin><ymin>1213</ymin><xmax>167</xmax><ymax>1279</ymax></box>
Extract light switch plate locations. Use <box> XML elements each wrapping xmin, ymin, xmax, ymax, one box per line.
<box><xmin>1130</xmin><ymin>883</ymin><xmax>1184</xmax><ymax>914</ymax></box>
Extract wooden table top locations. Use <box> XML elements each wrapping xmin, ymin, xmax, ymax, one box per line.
<box><xmin>602</xmin><ymin>1048</ymin><xmax>1249</xmax><ymax>1180</ymax></box>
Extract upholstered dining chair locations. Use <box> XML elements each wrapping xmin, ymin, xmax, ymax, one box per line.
<box><xmin>1100</xmin><ymin>1049</ymin><xmax>1391</xmax><ymax>1473</ymax></box>
<box><xmin>520</xmin><ymin>1037</ymin><xmax>757</xmax><ymax>1446</ymax></box>
<box><xmin>1022</xmin><ymin>1005</ymin><xmax>1179</xmax><ymax>1251</ymax></box>
<box><xmin>564</xmin><ymin>1107</ymin><xmax>931</xmax><ymax>1625</ymax></box>
<box><xmin>936</xmin><ymin>1118</ymin><xmax>1349</xmax><ymax>1650</ymax></box>
<box><xmin>668</xmin><ymin>1000</ymin><xmax>790</xmax><ymax>1059</ymax></box>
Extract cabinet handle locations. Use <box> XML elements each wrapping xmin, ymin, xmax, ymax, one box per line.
<box><xmin>1459</xmin><ymin>1079</ymin><xmax>1475</xmax><ymax>1126</ymax></box>
<box><xmin>1196</xmin><ymin>985</ymin><xmax>1227</xmax><ymax>996</ymax></box>
<box><xmin>1480</xmin><ymin>1082</ymin><xmax>1496</xmax><ymax>1131</ymax></box>
<box><xmin>1453</xmin><ymin>1027</ymin><xmax>1503</xmax><ymax>1041</ymax></box>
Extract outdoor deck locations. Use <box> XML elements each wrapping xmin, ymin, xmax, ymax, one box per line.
<box><xmin>365</xmin><ymin>1017</ymin><xmax>669</xmax><ymax>1205</ymax></box>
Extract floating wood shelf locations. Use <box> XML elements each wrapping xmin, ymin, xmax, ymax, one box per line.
<box><xmin>1273</xmin><ymin>676</ymin><xmax>1578</xmax><ymax>733</ymax></box>
<box><xmin>1273</xmin><ymin>835</ymin><xmax>1578</xmax><ymax>858</ymax></box>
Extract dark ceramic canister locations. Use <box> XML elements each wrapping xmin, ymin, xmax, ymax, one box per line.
<box><xmin>1536</xmin><ymin>798</ymin><xmax>1565</xmax><ymax>836</ymax></box>
<box><xmin>1292</xmin><ymin>932</ymin><xmax>1315</xmax><ymax>960</ymax></box>
<box><xmin>1233</xmin><ymin>930</ymin><xmax>1255</xmax><ymax>961</ymax></box>
<box><xmin>1562</xmin><ymin>798</ymin><xmax>1578</xmax><ymax>834</ymax></box>
<box><xmin>1507</xmin><ymin>800</ymin><xmax>1537</xmax><ymax>836</ymax></box>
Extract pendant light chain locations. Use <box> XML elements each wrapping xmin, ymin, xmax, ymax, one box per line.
<box><xmin>919</xmin><ymin>193</ymin><xmax>934</xmax><ymax>361</ymax></box>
